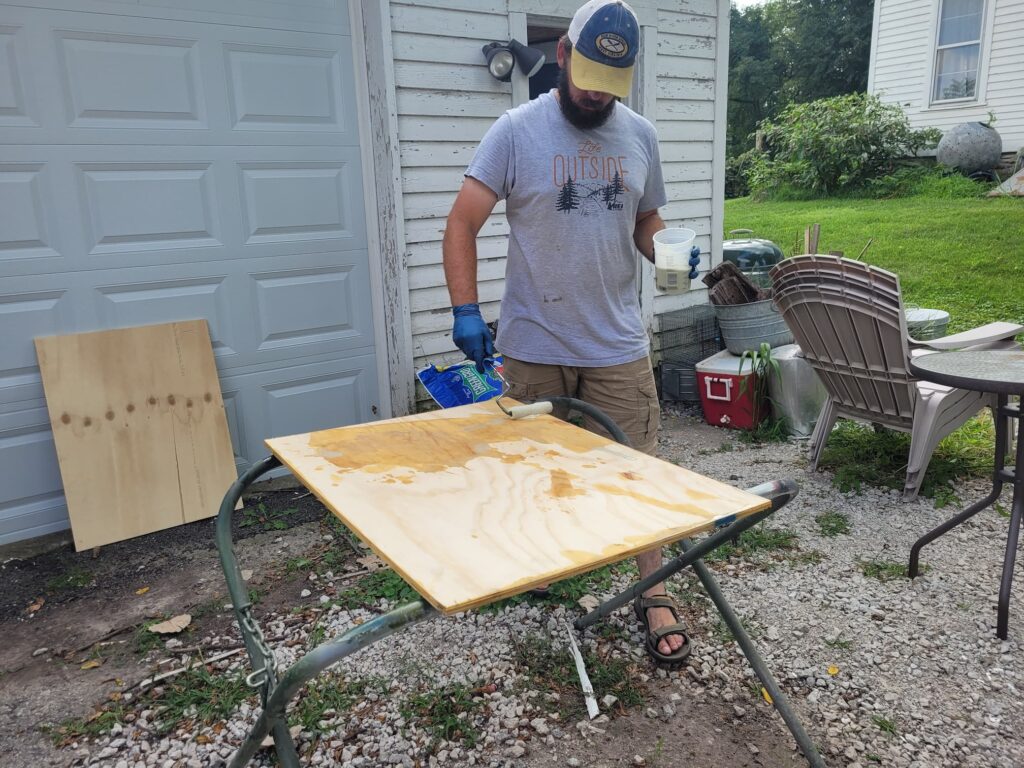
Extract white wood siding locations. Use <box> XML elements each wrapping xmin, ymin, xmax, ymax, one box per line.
<box><xmin>388</xmin><ymin>0</ymin><xmax>726</xmax><ymax>406</ymax></box>
<box><xmin>869</xmin><ymin>0</ymin><xmax>1024</xmax><ymax>153</ymax></box>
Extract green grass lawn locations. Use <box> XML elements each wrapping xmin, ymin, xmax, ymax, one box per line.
<box><xmin>724</xmin><ymin>195</ymin><xmax>1024</xmax><ymax>330</ymax></box>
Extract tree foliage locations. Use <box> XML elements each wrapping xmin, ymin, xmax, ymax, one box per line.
<box><xmin>728</xmin><ymin>0</ymin><xmax>876</xmax><ymax>156</ymax></box>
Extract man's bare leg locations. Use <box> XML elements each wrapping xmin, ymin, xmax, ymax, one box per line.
<box><xmin>636</xmin><ymin>547</ymin><xmax>686</xmax><ymax>655</ymax></box>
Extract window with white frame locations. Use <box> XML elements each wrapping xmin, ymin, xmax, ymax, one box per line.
<box><xmin>932</xmin><ymin>0</ymin><xmax>984</xmax><ymax>102</ymax></box>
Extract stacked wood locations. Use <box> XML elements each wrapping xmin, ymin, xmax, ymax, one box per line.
<box><xmin>702</xmin><ymin>262</ymin><xmax>768</xmax><ymax>306</ymax></box>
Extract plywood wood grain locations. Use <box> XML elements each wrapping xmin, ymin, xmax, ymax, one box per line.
<box><xmin>35</xmin><ymin>320</ymin><xmax>237</xmax><ymax>550</ymax></box>
<box><xmin>267</xmin><ymin>401</ymin><xmax>770</xmax><ymax>614</ymax></box>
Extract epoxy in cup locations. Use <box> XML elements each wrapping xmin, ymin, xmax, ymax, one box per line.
<box><xmin>653</xmin><ymin>227</ymin><xmax>696</xmax><ymax>294</ymax></box>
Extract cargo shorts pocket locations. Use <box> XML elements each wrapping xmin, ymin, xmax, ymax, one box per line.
<box><xmin>636</xmin><ymin>375</ymin><xmax>661</xmax><ymax>454</ymax></box>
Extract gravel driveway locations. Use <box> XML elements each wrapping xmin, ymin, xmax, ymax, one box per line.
<box><xmin>2</xmin><ymin>406</ymin><xmax>1022</xmax><ymax>768</ymax></box>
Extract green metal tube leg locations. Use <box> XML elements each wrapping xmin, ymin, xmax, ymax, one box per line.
<box><xmin>685</xmin><ymin>544</ymin><xmax>825</xmax><ymax>768</ymax></box>
<box><xmin>228</xmin><ymin>600</ymin><xmax>437</xmax><ymax>768</ymax></box>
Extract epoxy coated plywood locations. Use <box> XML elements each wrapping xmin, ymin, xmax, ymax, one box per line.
<box><xmin>35</xmin><ymin>320</ymin><xmax>237</xmax><ymax>550</ymax></box>
<box><xmin>267</xmin><ymin>401</ymin><xmax>770</xmax><ymax>614</ymax></box>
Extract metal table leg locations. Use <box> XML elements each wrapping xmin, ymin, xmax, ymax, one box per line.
<box><xmin>909</xmin><ymin>395</ymin><xmax>1023</xmax><ymax>638</ymax></box>
<box><xmin>997</xmin><ymin>398</ymin><xmax>1023</xmax><ymax>638</ymax></box>
<box><xmin>575</xmin><ymin>478</ymin><xmax>823</xmax><ymax>768</ymax></box>
<box><xmin>215</xmin><ymin>457</ymin><xmax>438</xmax><ymax>767</ymax></box>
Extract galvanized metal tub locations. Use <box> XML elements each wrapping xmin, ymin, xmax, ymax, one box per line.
<box><xmin>715</xmin><ymin>299</ymin><xmax>794</xmax><ymax>355</ymax></box>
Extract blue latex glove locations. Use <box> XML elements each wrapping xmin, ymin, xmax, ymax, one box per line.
<box><xmin>452</xmin><ymin>303</ymin><xmax>495</xmax><ymax>373</ymax></box>
<box><xmin>688</xmin><ymin>245</ymin><xmax>701</xmax><ymax>280</ymax></box>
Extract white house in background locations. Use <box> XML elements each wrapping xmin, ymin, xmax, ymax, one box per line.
<box><xmin>868</xmin><ymin>0</ymin><xmax>1024</xmax><ymax>155</ymax></box>
<box><xmin>0</xmin><ymin>0</ymin><xmax>728</xmax><ymax>546</ymax></box>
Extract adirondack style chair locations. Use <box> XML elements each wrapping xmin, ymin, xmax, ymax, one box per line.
<box><xmin>770</xmin><ymin>255</ymin><xmax>1023</xmax><ymax>500</ymax></box>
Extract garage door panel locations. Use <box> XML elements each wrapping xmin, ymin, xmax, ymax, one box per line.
<box><xmin>252</xmin><ymin>264</ymin><xmax>370</xmax><ymax>353</ymax></box>
<box><xmin>93</xmin><ymin>276</ymin><xmax>237</xmax><ymax>359</ymax></box>
<box><xmin>0</xmin><ymin>161</ymin><xmax>61</xmax><ymax>260</ymax></box>
<box><xmin>78</xmin><ymin>162</ymin><xmax>223</xmax><ymax>255</ymax></box>
<box><xmin>0</xmin><ymin>24</ymin><xmax>38</xmax><ymax>128</ymax></box>
<box><xmin>239</xmin><ymin>159</ymin><xmax>362</xmax><ymax>246</ymax></box>
<box><xmin>56</xmin><ymin>30</ymin><xmax>207</xmax><ymax>131</ymax></box>
<box><xmin>218</xmin><ymin>354</ymin><xmax>377</xmax><ymax>468</ymax></box>
<box><xmin>0</xmin><ymin>407</ymin><xmax>68</xmax><ymax>543</ymax></box>
<box><xmin>225</xmin><ymin>42</ymin><xmax>353</xmax><ymax>133</ymax></box>
<box><xmin>0</xmin><ymin>284</ymin><xmax>77</xmax><ymax>406</ymax></box>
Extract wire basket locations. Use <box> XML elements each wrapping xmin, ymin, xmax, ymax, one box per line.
<box><xmin>658</xmin><ymin>305</ymin><xmax>724</xmax><ymax>402</ymax></box>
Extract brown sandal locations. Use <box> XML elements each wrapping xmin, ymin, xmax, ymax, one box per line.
<box><xmin>634</xmin><ymin>593</ymin><xmax>692</xmax><ymax>668</ymax></box>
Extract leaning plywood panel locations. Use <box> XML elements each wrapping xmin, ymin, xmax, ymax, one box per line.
<box><xmin>267</xmin><ymin>401</ymin><xmax>770</xmax><ymax>614</ymax></box>
<box><xmin>35</xmin><ymin>320</ymin><xmax>237</xmax><ymax>550</ymax></box>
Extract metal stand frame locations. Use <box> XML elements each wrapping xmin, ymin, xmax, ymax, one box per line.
<box><xmin>909</xmin><ymin>396</ymin><xmax>1023</xmax><ymax>638</ymax></box>
<box><xmin>216</xmin><ymin>402</ymin><xmax>823</xmax><ymax>767</ymax></box>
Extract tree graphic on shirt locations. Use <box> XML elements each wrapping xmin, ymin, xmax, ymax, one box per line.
<box><xmin>602</xmin><ymin>171</ymin><xmax>625</xmax><ymax>209</ymax></box>
<box><xmin>556</xmin><ymin>177</ymin><xmax>580</xmax><ymax>213</ymax></box>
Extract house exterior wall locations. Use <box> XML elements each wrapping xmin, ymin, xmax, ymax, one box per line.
<box><xmin>385</xmin><ymin>0</ymin><xmax>728</xmax><ymax>408</ymax></box>
<box><xmin>868</xmin><ymin>0</ymin><xmax>1024</xmax><ymax>154</ymax></box>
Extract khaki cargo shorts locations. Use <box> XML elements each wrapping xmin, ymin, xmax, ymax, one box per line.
<box><xmin>502</xmin><ymin>355</ymin><xmax>660</xmax><ymax>455</ymax></box>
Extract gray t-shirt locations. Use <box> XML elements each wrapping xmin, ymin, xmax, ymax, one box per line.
<box><xmin>465</xmin><ymin>91</ymin><xmax>666</xmax><ymax>367</ymax></box>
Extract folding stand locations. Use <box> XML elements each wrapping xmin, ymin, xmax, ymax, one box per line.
<box><xmin>216</xmin><ymin>399</ymin><xmax>824</xmax><ymax>767</ymax></box>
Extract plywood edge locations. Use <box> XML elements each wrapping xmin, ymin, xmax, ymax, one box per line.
<box><xmin>439</xmin><ymin>496</ymin><xmax>772</xmax><ymax>615</ymax></box>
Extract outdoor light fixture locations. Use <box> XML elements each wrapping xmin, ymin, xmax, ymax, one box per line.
<box><xmin>482</xmin><ymin>39</ymin><xmax>545</xmax><ymax>82</ymax></box>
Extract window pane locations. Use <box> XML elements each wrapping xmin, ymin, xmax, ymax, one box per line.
<box><xmin>939</xmin><ymin>0</ymin><xmax>983</xmax><ymax>45</ymax></box>
<box><xmin>933</xmin><ymin>44</ymin><xmax>979</xmax><ymax>100</ymax></box>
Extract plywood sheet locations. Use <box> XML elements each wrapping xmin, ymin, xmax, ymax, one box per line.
<box><xmin>35</xmin><ymin>320</ymin><xmax>237</xmax><ymax>550</ymax></box>
<box><xmin>267</xmin><ymin>401</ymin><xmax>770</xmax><ymax>614</ymax></box>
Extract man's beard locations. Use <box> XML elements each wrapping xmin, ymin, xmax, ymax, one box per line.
<box><xmin>557</xmin><ymin>66</ymin><xmax>616</xmax><ymax>130</ymax></box>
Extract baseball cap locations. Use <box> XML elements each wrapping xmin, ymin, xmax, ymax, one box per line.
<box><xmin>567</xmin><ymin>0</ymin><xmax>639</xmax><ymax>99</ymax></box>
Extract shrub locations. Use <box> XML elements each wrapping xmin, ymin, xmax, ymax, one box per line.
<box><xmin>748</xmin><ymin>94</ymin><xmax>942</xmax><ymax>197</ymax></box>
<box><xmin>725</xmin><ymin>148</ymin><xmax>761</xmax><ymax>199</ymax></box>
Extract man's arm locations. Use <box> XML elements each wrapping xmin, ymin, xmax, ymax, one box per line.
<box><xmin>634</xmin><ymin>209</ymin><xmax>666</xmax><ymax>264</ymax></box>
<box><xmin>443</xmin><ymin>177</ymin><xmax>500</xmax><ymax>305</ymax></box>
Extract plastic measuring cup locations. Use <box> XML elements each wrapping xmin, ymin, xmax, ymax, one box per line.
<box><xmin>653</xmin><ymin>227</ymin><xmax>696</xmax><ymax>294</ymax></box>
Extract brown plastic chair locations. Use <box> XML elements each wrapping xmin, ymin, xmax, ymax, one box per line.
<box><xmin>770</xmin><ymin>255</ymin><xmax>1022</xmax><ymax>500</ymax></box>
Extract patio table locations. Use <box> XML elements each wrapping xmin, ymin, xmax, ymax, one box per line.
<box><xmin>216</xmin><ymin>398</ymin><xmax>824</xmax><ymax>766</ymax></box>
<box><xmin>908</xmin><ymin>350</ymin><xmax>1024</xmax><ymax>638</ymax></box>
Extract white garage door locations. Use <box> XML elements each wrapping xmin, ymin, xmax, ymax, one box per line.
<box><xmin>0</xmin><ymin>0</ymin><xmax>378</xmax><ymax>544</ymax></box>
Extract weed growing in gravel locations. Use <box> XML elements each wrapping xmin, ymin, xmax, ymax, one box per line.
<box><xmin>401</xmin><ymin>683</ymin><xmax>483</xmax><ymax>751</ymax></box>
<box><xmin>818</xmin><ymin>417</ymin><xmax>993</xmax><ymax>504</ymax></box>
<box><xmin>857</xmin><ymin>558</ymin><xmax>916</xmax><ymax>582</ymax></box>
<box><xmin>872</xmin><ymin>715</ymin><xmax>898</xmax><ymax>735</ymax></box>
<box><xmin>815</xmin><ymin>511</ymin><xmax>851</xmax><ymax>537</ymax></box>
<box><xmin>46</xmin><ymin>566</ymin><xmax>95</xmax><ymax>592</ymax></box>
<box><xmin>290</xmin><ymin>677</ymin><xmax>380</xmax><ymax>732</ymax></box>
<box><xmin>736</xmin><ymin>416</ymin><xmax>789</xmax><ymax>445</ymax></box>
<box><xmin>240</xmin><ymin>503</ymin><xmax>298</xmax><ymax>531</ymax></box>
<box><xmin>824</xmin><ymin>636</ymin><xmax>853</xmax><ymax>650</ymax></box>
<box><xmin>703</xmin><ymin>524</ymin><xmax>799</xmax><ymax>563</ymax></box>
<box><xmin>332</xmin><ymin>569</ymin><xmax>419</xmax><ymax>609</ymax></box>
<box><xmin>45</xmin><ymin>705</ymin><xmax>127</xmax><ymax>745</ymax></box>
<box><xmin>151</xmin><ymin>666</ymin><xmax>253</xmax><ymax>735</ymax></box>
<box><xmin>512</xmin><ymin>632</ymin><xmax>644</xmax><ymax>720</ymax></box>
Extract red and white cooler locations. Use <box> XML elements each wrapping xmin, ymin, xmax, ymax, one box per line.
<box><xmin>696</xmin><ymin>349</ymin><xmax>765</xmax><ymax>430</ymax></box>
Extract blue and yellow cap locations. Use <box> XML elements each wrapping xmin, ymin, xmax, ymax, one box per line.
<box><xmin>567</xmin><ymin>0</ymin><xmax>639</xmax><ymax>99</ymax></box>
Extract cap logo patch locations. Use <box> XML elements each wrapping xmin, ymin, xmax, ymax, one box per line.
<box><xmin>595</xmin><ymin>32</ymin><xmax>628</xmax><ymax>59</ymax></box>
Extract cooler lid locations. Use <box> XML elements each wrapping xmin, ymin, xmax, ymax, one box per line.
<box><xmin>695</xmin><ymin>349</ymin><xmax>755</xmax><ymax>375</ymax></box>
